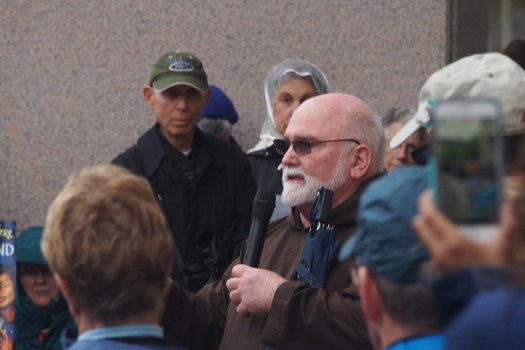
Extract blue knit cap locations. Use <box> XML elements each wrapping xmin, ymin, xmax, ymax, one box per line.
<box><xmin>339</xmin><ymin>166</ymin><xmax>430</xmax><ymax>284</ymax></box>
<box><xmin>203</xmin><ymin>85</ymin><xmax>239</xmax><ymax>124</ymax></box>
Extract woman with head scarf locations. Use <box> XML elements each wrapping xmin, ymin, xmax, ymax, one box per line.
<box><xmin>15</xmin><ymin>226</ymin><xmax>75</xmax><ymax>350</ymax></box>
<box><xmin>247</xmin><ymin>59</ymin><xmax>329</xmax><ymax>221</ymax></box>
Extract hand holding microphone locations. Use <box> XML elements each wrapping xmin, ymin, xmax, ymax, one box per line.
<box><xmin>228</xmin><ymin>188</ymin><xmax>278</xmax><ymax>317</ymax></box>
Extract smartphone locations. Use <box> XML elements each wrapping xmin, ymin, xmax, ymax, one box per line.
<box><xmin>429</xmin><ymin>97</ymin><xmax>504</xmax><ymax>241</ymax></box>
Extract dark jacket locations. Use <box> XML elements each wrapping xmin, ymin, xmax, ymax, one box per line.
<box><xmin>432</xmin><ymin>267</ymin><xmax>520</xmax><ymax>349</ymax></box>
<box><xmin>112</xmin><ymin>125</ymin><xmax>256</xmax><ymax>292</ymax></box>
<box><xmin>445</xmin><ymin>287</ymin><xmax>525</xmax><ymax>350</ymax></box>
<box><xmin>247</xmin><ymin>146</ymin><xmax>283</xmax><ymax>195</ymax></box>
<box><xmin>161</xmin><ymin>181</ymin><xmax>375</xmax><ymax>350</ymax></box>
<box><xmin>433</xmin><ymin>266</ymin><xmax>517</xmax><ymax>326</ymax></box>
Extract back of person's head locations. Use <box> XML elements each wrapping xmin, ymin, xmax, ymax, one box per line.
<box><xmin>198</xmin><ymin>84</ymin><xmax>238</xmax><ymax>140</ymax></box>
<box><xmin>42</xmin><ymin>164</ymin><xmax>174</xmax><ymax>324</ymax></box>
<box><xmin>371</xmin><ymin>264</ymin><xmax>436</xmax><ymax>330</ymax></box>
<box><xmin>390</xmin><ymin>52</ymin><xmax>525</xmax><ymax>168</ymax></box>
<box><xmin>419</xmin><ymin>53</ymin><xmax>525</xmax><ymax>137</ymax></box>
<box><xmin>340</xmin><ymin>166</ymin><xmax>438</xmax><ymax>332</ymax></box>
<box><xmin>502</xmin><ymin>38</ymin><xmax>525</xmax><ymax>70</ymax></box>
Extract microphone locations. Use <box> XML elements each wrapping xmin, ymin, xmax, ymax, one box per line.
<box><xmin>243</xmin><ymin>188</ymin><xmax>276</xmax><ymax>267</ymax></box>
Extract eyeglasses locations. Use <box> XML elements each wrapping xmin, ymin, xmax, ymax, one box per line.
<box><xmin>273</xmin><ymin>138</ymin><xmax>360</xmax><ymax>156</ymax></box>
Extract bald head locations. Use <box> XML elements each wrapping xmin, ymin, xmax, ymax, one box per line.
<box><xmin>293</xmin><ymin>93</ymin><xmax>371</xmax><ymax>126</ymax></box>
<box><xmin>290</xmin><ymin>93</ymin><xmax>385</xmax><ymax>173</ymax></box>
<box><xmin>281</xmin><ymin>93</ymin><xmax>384</xmax><ymax>211</ymax></box>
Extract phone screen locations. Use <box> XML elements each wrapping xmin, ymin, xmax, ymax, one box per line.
<box><xmin>432</xmin><ymin>98</ymin><xmax>503</xmax><ymax>225</ymax></box>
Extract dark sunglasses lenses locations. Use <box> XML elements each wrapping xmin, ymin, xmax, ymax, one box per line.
<box><xmin>273</xmin><ymin>140</ymin><xmax>311</xmax><ymax>155</ymax></box>
<box><xmin>411</xmin><ymin>144</ymin><xmax>429</xmax><ymax>165</ymax></box>
<box><xmin>292</xmin><ymin>141</ymin><xmax>311</xmax><ymax>155</ymax></box>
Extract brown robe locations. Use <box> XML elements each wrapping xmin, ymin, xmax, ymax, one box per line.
<box><xmin>162</xmin><ymin>180</ymin><xmax>375</xmax><ymax>350</ymax></box>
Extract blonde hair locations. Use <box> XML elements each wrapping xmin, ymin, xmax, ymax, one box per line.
<box><xmin>42</xmin><ymin>164</ymin><xmax>173</xmax><ymax>323</ymax></box>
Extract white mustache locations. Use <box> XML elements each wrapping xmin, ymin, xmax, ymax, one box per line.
<box><xmin>282</xmin><ymin>167</ymin><xmax>306</xmax><ymax>181</ymax></box>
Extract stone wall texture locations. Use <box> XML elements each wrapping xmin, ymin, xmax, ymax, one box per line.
<box><xmin>1</xmin><ymin>0</ymin><xmax>448</xmax><ymax>229</ymax></box>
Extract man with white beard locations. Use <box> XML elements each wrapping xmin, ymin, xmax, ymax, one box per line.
<box><xmin>161</xmin><ymin>93</ymin><xmax>385</xmax><ymax>350</ymax></box>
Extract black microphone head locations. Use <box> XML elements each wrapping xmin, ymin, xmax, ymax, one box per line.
<box><xmin>254</xmin><ymin>188</ymin><xmax>276</xmax><ymax>206</ymax></box>
<box><xmin>244</xmin><ymin>188</ymin><xmax>276</xmax><ymax>267</ymax></box>
<box><xmin>252</xmin><ymin>188</ymin><xmax>275</xmax><ymax>217</ymax></box>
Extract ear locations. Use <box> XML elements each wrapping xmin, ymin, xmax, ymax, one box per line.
<box><xmin>143</xmin><ymin>85</ymin><xmax>154</xmax><ymax>107</ymax></box>
<box><xmin>358</xmin><ymin>266</ymin><xmax>383</xmax><ymax>324</ymax></box>
<box><xmin>54</xmin><ymin>274</ymin><xmax>80</xmax><ymax>318</ymax></box>
<box><xmin>349</xmin><ymin>145</ymin><xmax>372</xmax><ymax>178</ymax></box>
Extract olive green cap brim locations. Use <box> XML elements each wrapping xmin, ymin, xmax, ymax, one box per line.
<box><xmin>152</xmin><ymin>74</ymin><xmax>208</xmax><ymax>94</ymax></box>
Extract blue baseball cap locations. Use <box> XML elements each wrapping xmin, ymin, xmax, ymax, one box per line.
<box><xmin>203</xmin><ymin>85</ymin><xmax>239</xmax><ymax>125</ymax></box>
<box><xmin>339</xmin><ymin>166</ymin><xmax>430</xmax><ymax>284</ymax></box>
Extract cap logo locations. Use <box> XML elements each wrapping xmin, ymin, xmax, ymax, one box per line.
<box><xmin>166</xmin><ymin>56</ymin><xmax>199</xmax><ymax>72</ymax></box>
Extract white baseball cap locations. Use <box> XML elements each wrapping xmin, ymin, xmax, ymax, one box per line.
<box><xmin>390</xmin><ymin>52</ymin><xmax>525</xmax><ymax>149</ymax></box>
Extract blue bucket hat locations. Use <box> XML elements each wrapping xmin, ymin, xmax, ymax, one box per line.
<box><xmin>339</xmin><ymin>166</ymin><xmax>429</xmax><ymax>284</ymax></box>
<box><xmin>203</xmin><ymin>85</ymin><xmax>239</xmax><ymax>125</ymax></box>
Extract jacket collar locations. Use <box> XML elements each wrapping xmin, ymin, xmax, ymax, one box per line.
<box><xmin>136</xmin><ymin>124</ymin><xmax>227</xmax><ymax>176</ymax></box>
<box><xmin>248</xmin><ymin>144</ymin><xmax>281</xmax><ymax>159</ymax></box>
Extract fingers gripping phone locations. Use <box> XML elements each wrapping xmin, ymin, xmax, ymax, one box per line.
<box><xmin>429</xmin><ymin>97</ymin><xmax>504</xmax><ymax>241</ymax></box>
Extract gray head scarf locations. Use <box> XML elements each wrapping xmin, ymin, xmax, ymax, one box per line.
<box><xmin>249</xmin><ymin>59</ymin><xmax>329</xmax><ymax>152</ymax></box>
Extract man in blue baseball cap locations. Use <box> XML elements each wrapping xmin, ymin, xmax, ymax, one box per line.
<box><xmin>340</xmin><ymin>166</ymin><xmax>443</xmax><ymax>350</ymax></box>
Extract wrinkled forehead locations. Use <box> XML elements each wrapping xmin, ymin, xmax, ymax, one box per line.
<box><xmin>285</xmin><ymin>98</ymin><xmax>344</xmax><ymax>140</ymax></box>
<box><xmin>277</xmin><ymin>72</ymin><xmax>315</xmax><ymax>89</ymax></box>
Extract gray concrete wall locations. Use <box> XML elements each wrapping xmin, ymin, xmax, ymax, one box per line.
<box><xmin>1</xmin><ymin>0</ymin><xmax>448</xmax><ymax>229</ymax></box>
